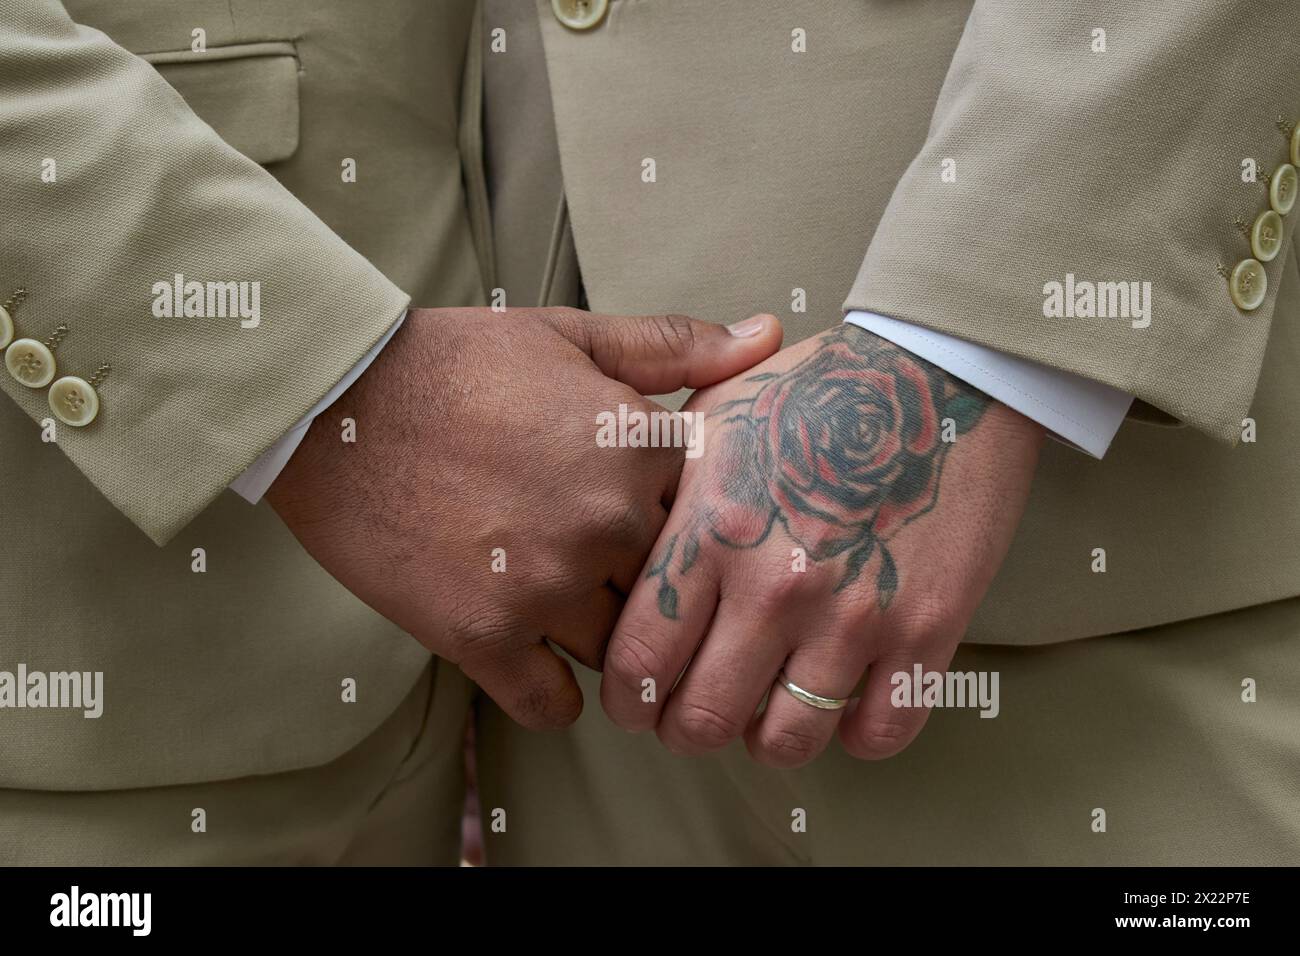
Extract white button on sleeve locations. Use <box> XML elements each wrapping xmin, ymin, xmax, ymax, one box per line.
<box><xmin>48</xmin><ymin>375</ymin><xmax>100</xmax><ymax>426</ymax></box>
<box><xmin>6</xmin><ymin>338</ymin><xmax>56</xmax><ymax>388</ymax></box>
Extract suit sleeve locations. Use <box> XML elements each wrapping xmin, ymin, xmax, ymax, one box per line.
<box><xmin>843</xmin><ymin>2</ymin><xmax>1300</xmax><ymax>444</ymax></box>
<box><xmin>0</xmin><ymin>0</ymin><xmax>409</xmax><ymax>544</ymax></box>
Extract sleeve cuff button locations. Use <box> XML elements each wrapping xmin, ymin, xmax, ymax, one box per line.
<box><xmin>48</xmin><ymin>375</ymin><xmax>99</xmax><ymax>426</ymax></box>
<box><xmin>1229</xmin><ymin>258</ymin><xmax>1268</xmax><ymax>311</ymax></box>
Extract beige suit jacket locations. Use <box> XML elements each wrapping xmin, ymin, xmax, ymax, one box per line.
<box><xmin>520</xmin><ymin>0</ymin><xmax>1300</xmax><ymax>645</ymax></box>
<box><xmin>6</xmin><ymin>0</ymin><xmax>1299</xmax><ymax>792</ymax></box>
<box><xmin>0</xmin><ymin>0</ymin><xmax>484</xmax><ymax>789</ymax></box>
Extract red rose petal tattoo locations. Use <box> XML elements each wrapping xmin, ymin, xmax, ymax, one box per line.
<box><xmin>646</xmin><ymin>325</ymin><xmax>990</xmax><ymax>617</ymax></box>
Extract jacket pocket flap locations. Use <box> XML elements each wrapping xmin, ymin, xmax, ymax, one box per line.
<box><xmin>144</xmin><ymin>42</ymin><xmax>300</xmax><ymax>165</ymax></box>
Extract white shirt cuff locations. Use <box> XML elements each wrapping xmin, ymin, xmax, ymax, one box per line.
<box><xmin>843</xmin><ymin>311</ymin><xmax>1132</xmax><ymax>458</ymax></box>
<box><xmin>229</xmin><ymin>311</ymin><xmax>407</xmax><ymax>504</ymax></box>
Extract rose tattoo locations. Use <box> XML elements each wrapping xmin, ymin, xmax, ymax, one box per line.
<box><xmin>647</xmin><ymin>326</ymin><xmax>989</xmax><ymax>617</ymax></box>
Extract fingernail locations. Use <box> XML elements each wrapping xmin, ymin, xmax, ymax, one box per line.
<box><xmin>727</xmin><ymin>315</ymin><xmax>767</xmax><ymax>337</ymax></box>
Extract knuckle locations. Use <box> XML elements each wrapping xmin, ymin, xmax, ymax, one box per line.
<box><xmin>605</xmin><ymin>626</ymin><xmax>671</xmax><ymax>684</ymax></box>
<box><xmin>754</xmin><ymin>724</ymin><xmax>822</xmax><ymax>767</ymax></box>
<box><xmin>534</xmin><ymin>559</ymin><xmax>589</xmax><ymax>603</ymax></box>
<box><xmin>890</xmin><ymin>596</ymin><xmax>962</xmax><ymax>649</ymax></box>
<box><xmin>672</xmin><ymin>700</ymin><xmax>743</xmax><ymax>750</ymax></box>
<box><xmin>538</xmin><ymin>306</ymin><xmax>586</xmax><ymax>343</ymax></box>
<box><xmin>852</xmin><ymin>715</ymin><xmax>917</xmax><ymax>758</ymax></box>
<box><xmin>447</xmin><ymin>607</ymin><xmax>519</xmax><ymax>663</ymax></box>
<box><xmin>647</xmin><ymin>314</ymin><xmax>696</xmax><ymax>359</ymax></box>
<box><xmin>587</xmin><ymin>497</ymin><xmax>647</xmax><ymax>548</ymax></box>
<box><xmin>799</xmin><ymin>529</ymin><xmax>856</xmax><ymax>564</ymax></box>
<box><xmin>538</xmin><ymin>306</ymin><xmax>583</xmax><ymax>326</ymax></box>
<box><xmin>751</xmin><ymin>568</ymin><xmax>807</xmax><ymax>610</ymax></box>
<box><xmin>709</xmin><ymin>506</ymin><xmax>772</xmax><ymax>549</ymax></box>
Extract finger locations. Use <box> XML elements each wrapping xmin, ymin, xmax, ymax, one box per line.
<box><xmin>459</xmin><ymin>639</ymin><xmax>583</xmax><ymax>731</ymax></box>
<box><xmin>542</xmin><ymin>583</ymin><xmax>623</xmax><ymax>671</ymax></box>
<box><xmin>600</xmin><ymin>529</ymin><xmax>720</xmax><ymax>731</ymax></box>
<box><xmin>838</xmin><ymin>646</ymin><xmax>950</xmax><ymax>760</ymax></box>
<box><xmin>571</xmin><ymin>447</ymin><xmax>671</xmax><ymax>595</ymax></box>
<box><xmin>545</xmin><ymin>308</ymin><xmax>783</xmax><ymax>395</ymax></box>
<box><xmin>608</xmin><ymin>512</ymin><xmax>666</xmax><ymax>596</ymax></box>
<box><xmin>615</xmin><ymin>392</ymin><xmax>685</xmax><ymax>553</ymax></box>
<box><xmin>745</xmin><ymin>636</ymin><xmax>869</xmax><ymax>769</ymax></box>
<box><xmin>656</xmin><ymin>595</ymin><xmax>789</xmax><ymax>755</ymax></box>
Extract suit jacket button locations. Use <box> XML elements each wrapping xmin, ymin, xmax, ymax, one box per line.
<box><xmin>552</xmin><ymin>0</ymin><xmax>608</xmax><ymax>31</ymax></box>
<box><xmin>5</xmin><ymin>338</ymin><xmax>56</xmax><ymax>388</ymax></box>
<box><xmin>1229</xmin><ymin>258</ymin><xmax>1268</xmax><ymax>311</ymax></box>
<box><xmin>0</xmin><ymin>305</ymin><xmax>12</xmax><ymax>350</ymax></box>
<box><xmin>1270</xmin><ymin>163</ymin><xmax>1298</xmax><ymax>215</ymax></box>
<box><xmin>1251</xmin><ymin>209</ymin><xmax>1284</xmax><ymax>262</ymax></box>
<box><xmin>48</xmin><ymin>375</ymin><xmax>99</xmax><ymax>426</ymax></box>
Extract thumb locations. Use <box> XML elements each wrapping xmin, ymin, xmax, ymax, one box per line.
<box><xmin>546</xmin><ymin>309</ymin><xmax>783</xmax><ymax>394</ymax></box>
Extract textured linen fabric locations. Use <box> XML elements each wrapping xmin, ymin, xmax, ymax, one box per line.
<box><xmin>847</xmin><ymin>2</ymin><xmax>1297</xmax><ymax>445</ymax></box>
<box><xmin>0</xmin><ymin>661</ymin><xmax>474</xmax><ymax>865</ymax></box>
<box><xmin>531</xmin><ymin>0</ymin><xmax>1300</xmax><ymax>644</ymax></box>
<box><xmin>478</xmin><ymin>595</ymin><xmax>1300</xmax><ymax>866</ymax></box>
<box><xmin>472</xmin><ymin>0</ymin><xmax>1300</xmax><ymax>866</ymax></box>
<box><xmin>1</xmin><ymin>0</ymin><xmax>482</xmax><ymax>793</ymax></box>
<box><xmin>0</xmin><ymin>0</ymin><xmax>411</xmax><ymax>545</ymax></box>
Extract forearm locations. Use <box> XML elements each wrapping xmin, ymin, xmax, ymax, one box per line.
<box><xmin>0</xmin><ymin>0</ymin><xmax>407</xmax><ymax>544</ymax></box>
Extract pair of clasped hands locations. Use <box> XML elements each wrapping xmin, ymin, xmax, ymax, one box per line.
<box><xmin>268</xmin><ymin>307</ymin><xmax>1043</xmax><ymax>765</ymax></box>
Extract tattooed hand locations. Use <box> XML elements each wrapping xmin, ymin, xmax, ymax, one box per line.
<box><xmin>600</xmin><ymin>324</ymin><xmax>1043</xmax><ymax>765</ymax></box>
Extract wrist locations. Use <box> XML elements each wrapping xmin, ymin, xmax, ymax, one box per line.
<box><xmin>267</xmin><ymin>315</ymin><xmax>417</xmax><ymax>523</ymax></box>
